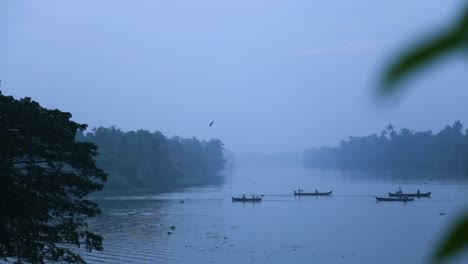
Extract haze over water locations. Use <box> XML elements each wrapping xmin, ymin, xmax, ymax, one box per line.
<box><xmin>86</xmin><ymin>166</ymin><xmax>468</xmax><ymax>264</ymax></box>
<box><xmin>3</xmin><ymin>1</ymin><xmax>468</xmax><ymax>263</ymax></box>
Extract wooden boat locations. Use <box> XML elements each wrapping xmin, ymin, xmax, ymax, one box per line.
<box><xmin>232</xmin><ymin>197</ymin><xmax>262</xmax><ymax>202</ymax></box>
<box><xmin>293</xmin><ymin>190</ymin><xmax>332</xmax><ymax>196</ymax></box>
<box><xmin>388</xmin><ymin>192</ymin><xmax>431</xmax><ymax>197</ymax></box>
<box><xmin>375</xmin><ymin>196</ymin><xmax>414</xmax><ymax>202</ymax></box>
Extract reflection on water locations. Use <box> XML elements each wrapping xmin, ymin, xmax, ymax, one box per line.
<box><xmin>341</xmin><ymin>169</ymin><xmax>468</xmax><ymax>183</ymax></box>
<box><xmin>84</xmin><ymin>167</ymin><xmax>468</xmax><ymax>264</ymax></box>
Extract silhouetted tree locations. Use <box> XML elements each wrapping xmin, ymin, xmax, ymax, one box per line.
<box><xmin>0</xmin><ymin>92</ymin><xmax>107</xmax><ymax>263</ymax></box>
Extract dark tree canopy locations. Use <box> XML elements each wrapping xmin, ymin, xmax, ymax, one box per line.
<box><xmin>77</xmin><ymin>127</ymin><xmax>226</xmax><ymax>192</ymax></box>
<box><xmin>0</xmin><ymin>92</ymin><xmax>107</xmax><ymax>263</ymax></box>
<box><xmin>304</xmin><ymin>121</ymin><xmax>468</xmax><ymax>171</ymax></box>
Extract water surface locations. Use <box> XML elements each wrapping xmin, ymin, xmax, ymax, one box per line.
<box><xmin>85</xmin><ymin>167</ymin><xmax>468</xmax><ymax>264</ymax></box>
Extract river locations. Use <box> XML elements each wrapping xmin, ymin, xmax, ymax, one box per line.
<box><xmin>84</xmin><ymin>167</ymin><xmax>468</xmax><ymax>263</ymax></box>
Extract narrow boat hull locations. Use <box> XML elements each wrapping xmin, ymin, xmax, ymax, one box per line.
<box><xmin>294</xmin><ymin>191</ymin><xmax>332</xmax><ymax>196</ymax></box>
<box><xmin>376</xmin><ymin>196</ymin><xmax>414</xmax><ymax>202</ymax></box>
<box><xmin>232</xmin><ymin>197</ymin><xmax>262</xmax><ymax>202</ymax></box>
<box><xmin>388</xmin><ymin>192</ymin><xmax>431</xmax><ymax>197</ymax></box>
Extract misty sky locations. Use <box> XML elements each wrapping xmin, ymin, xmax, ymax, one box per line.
<box><xmin>1</xmin><ymin>0</ymin><xmax>468</xmax><ymax>153</ymax></box>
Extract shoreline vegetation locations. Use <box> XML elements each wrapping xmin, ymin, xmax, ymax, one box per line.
<box><xmin>304</xmin><ymin>121</ymin><xmax>468</xmax><ymax>172</ymax></box>
<box><xmin>77</xmin><ymin>127</ymin><xmax>227</xmax><ymax>194</ymax></box>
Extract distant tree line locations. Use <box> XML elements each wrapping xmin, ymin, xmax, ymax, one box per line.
<box><xmin>304</xmin><ymin>121</ymin><xmax>468</xmax><ymax>171</ymax></box>
<box><xmin>77</xmin><ymin>127</ymin><xmax>226</xmax><ymax>192</ymax></box>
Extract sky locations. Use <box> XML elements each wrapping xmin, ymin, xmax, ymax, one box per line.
<box><xmin>1</xmin><ymin>0</ymin><xmax>468</xmax><ymax>153</ymax></box>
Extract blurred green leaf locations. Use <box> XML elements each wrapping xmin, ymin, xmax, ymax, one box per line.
<box><xmin>382</xmin><ymin>31</ymin><xmax>463</xmax><ymax>89</ymax></box>
<box><xmin>382</xmin><ymin>6</ymin><xmax>468</xmax><ymax>91</ymax></box>
<box><xmin>434</xmin><ymin>213</ymin><xmax>468</xmax><ymax>262</ymax></box>
<box><xmin>378</xmin><ymin>4</ymin><xmax>468</xmax><ymax>264</ymax></box>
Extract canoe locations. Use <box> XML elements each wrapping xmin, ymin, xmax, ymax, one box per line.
<box><xmin>232</xmin><ymin>197</ymin><xmax>262</xmax><ymax>202</ymax></box>
<box><xmin>293</xmin><ymin>191</ymin><xmax>332</xmax><ymax>196</ymax></box>
<box><xmin>375</xmin><ymin>196</ymin><xmax>414</xmax><ymax>202</ymax></box>
<box><xmin>388</xmin><ymin>192</ymin><xmax>431</xmax><ymax>197</ymax></box>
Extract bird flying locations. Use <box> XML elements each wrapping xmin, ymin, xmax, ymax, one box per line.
<box><xmin>209</xmin><ymin>121</ymin><xmax>214</xmax><ymax>127</ymax></box>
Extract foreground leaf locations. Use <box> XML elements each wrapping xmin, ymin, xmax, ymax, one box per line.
<box><xmin>434</xmin><ymin>213</ymin><xmax>468</xmax><ymax>262</ymax></box>
<box><xmin>382</xmin><ymin>6</ymin><xmax>468</xmax><ymax>91</ymax></box>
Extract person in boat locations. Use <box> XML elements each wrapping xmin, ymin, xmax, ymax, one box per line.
<box><xmin>315</xmin><ymin>189</ymin><xmax>318</xmax><ymax>194</ymax></box>
<box><xmin>417</xmin><ymin>189</ymin><xmax>420</xmax><ymax>195</ymax></box>
<box><xmin>242</xmin><ymin>194</ymin><xmax>246</xmax><ymax>199</ymax></box>
<box><xmin>398</xmin><ymin>187</ymin><xmax>402</xmax><ymax>194</ymax></box>
<box><xmin>252</xmin><ymin>194</ymin><xmax>255</xmax><ymax>199</ymax></box>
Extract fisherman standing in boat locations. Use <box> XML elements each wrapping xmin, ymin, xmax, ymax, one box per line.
<box><xmin>315</xmin><ymin>189</ymin><xmax>318</xmax><ymax>194</ymax></box>
<box><xmin>417</xmin><ymin>189</ymin><xmax>420</xmax><ymax>195</ymax></box>
<box><xmin>242</xmin><ymin>194</ymin><xmax>246</xmax><ymax>199</ymax></box>
<box><xmin>398</xmin><ymin>187</ymin><xmax>402</xmax><ymax>194</ymax></box>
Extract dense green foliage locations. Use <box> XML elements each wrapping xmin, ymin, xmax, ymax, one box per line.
<box><xmin>305</xmin><ymin>121</ymin><xmax>468</xmax><ymax>171</ymax></box>
<box><xmin>380</xmin><ymin>3</ymin><xmax>468</xmax><ymax>260</ymax></box>
<box><xmin>77</xmin><ymin>127</ymin><xmax>226</xmax><ymax>192</ymax></box>
<box><xmin>0</xmin><ymin>92</ymin><xmax>106</xmax><ymax>263</ymax></box>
